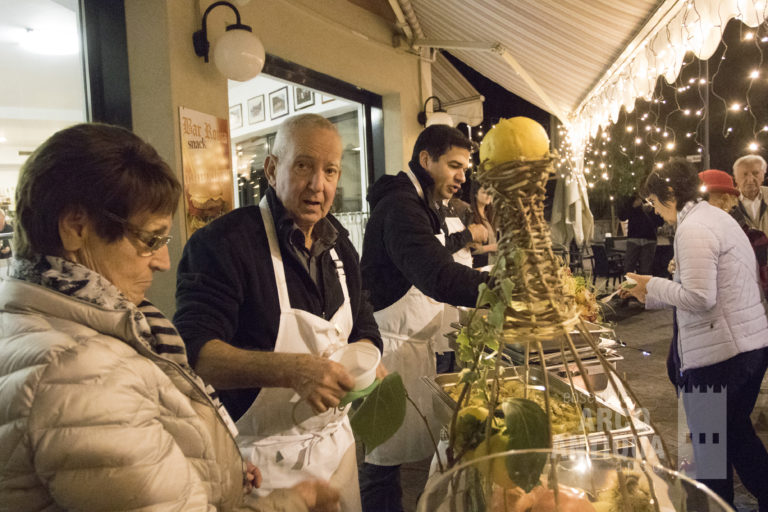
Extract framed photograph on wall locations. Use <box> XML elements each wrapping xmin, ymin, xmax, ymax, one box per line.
<box><xmin>294</xmin><ymin>86</ymin><xmax>315</xmax><ymax>110</ymax></box>
<box><xmin>247</xmin><ymin>95</ymin><xmax>265</xmax><ymax>124</ymax></box>
<box><xmin>229</xmin><ymin>104</ymin><xmax>242</xmax><ymax>129</ymax></box>
<box><xmin>269</xmin><ymin>87</ymin><xmax>289</xmax><ymax>120</ymax></box>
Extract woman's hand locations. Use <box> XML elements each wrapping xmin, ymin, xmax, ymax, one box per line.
<box><xmin>467</xmin><ymin>223</ymin><xmax>489</xmax><ymax>244</ymax></box>
<box><xmin>245</xmin><ymin>462</ymin><xmax>262</xmax><ymax>493</ymax></box>
<box><xmin>667</xmin><ymin>258</ymin><xmax>676</xmax><ymax>274</ymax></box>
<box><xmin>619</xmin><ymin>272</ymin><xmax>652</xmax><ymax>303</ymax></box>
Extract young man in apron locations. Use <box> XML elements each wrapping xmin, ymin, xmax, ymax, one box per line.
<box><xmin>359</xmin><ymin>125</ymin><xmax>488</xmax><ymax>512</ymax></box>
<box><xmin>175</xmin><ymin>114</ymin><xmax>384</xmax><ymax>511</ymax></box>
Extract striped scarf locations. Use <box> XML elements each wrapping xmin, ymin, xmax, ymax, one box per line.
<box><xmin>10</xmin><ymin>255</ymin><xmax>232</xmax><ymax>427</ymax></box>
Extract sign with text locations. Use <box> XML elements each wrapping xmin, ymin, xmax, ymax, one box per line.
<box><xmin>179</xmin><ymin>106</ymin><xmax>234</xmax><ymax>237</ymax></box>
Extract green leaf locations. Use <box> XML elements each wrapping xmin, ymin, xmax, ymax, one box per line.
<box><xmin>495</xmin><ymin>254</ymin><xmax>507</xmax><ymax>272</ymax></box>
<box><xmin>350</xmin><ymin>373</ymin><xmax>407</xmax><ymax>453</ymax></box>
<box><xmin>476</xmin><ymin>283</ymin><xmax>498</xmax><ymax>308</ymax></box>
<box><xmin>458</xmin><ymin>368</ymin><xmax>478</xmax><ymax>385</ymax></box>
<box><xmin>488</xmin><ymin>301</ymin><xmax>506</xmax><ymax>330</ymax></box>
<box><xmin>500</xmin><ymin>278</ymin><xmax>515</xmax><ymax>302</ymax></box>
<box><xmin>500</xmin><ymin>398</ymin><xmax>551</xmax><ymax>492</ymax></box>
<box><xmin>480</xmin><ymin>329</ymin><xmax>499</xmax><ymax>352</ymax></box>
<box><xmin>457</xmin><ymin>341</ymin><xmax>476</xmax><ymax>363</ymax></box>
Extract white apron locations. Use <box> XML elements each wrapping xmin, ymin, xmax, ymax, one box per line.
<box><xmin>434</xmin><ymin>215</ymin><xmax>473</xmax><ymax>354</ymax></box>
<box><xmin>237</xmin><ymin>198</ymin><xmax>358</xmax><ymax>508</ymax></box>
<box><xmin>365</xmin><ymin>170</ymin><xmax>447</xmax><ymax>466</ymax></box>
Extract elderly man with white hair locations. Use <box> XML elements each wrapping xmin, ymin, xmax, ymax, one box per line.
<box><xmin>733</xmin><ymin>154</ymin><xmax>768</xmax><ymax>236</ymax></box>
<box><xmin>175</xmin><ymin>113</ymin><xmax>384</xmax><ymax>511</ymax></box>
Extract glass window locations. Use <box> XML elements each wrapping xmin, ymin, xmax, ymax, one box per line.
<box><xmin>0</xmin><ymin>0</ymin><xmax>87</xmax><ymax>260</ymax></box>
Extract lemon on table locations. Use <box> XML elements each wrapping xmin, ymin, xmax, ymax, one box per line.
<box><xmin>479</xmin><ymin>116</ymin><xmax>550</xmax><ymax>167</ymax></box>
<box><xmin>473</xmin><ymin>433</ymin><xmax>518</xmax><ymax>488</ymax></box>
<box><xmin>455</xmin><ymin>405</ymin><xmax>489</xmax><ymax>457</ymax></box>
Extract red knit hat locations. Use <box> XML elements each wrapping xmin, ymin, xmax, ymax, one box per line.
<box><xmin>698</xmin><ymin>169</ymin><xmax>739</xmax><ymax>196</ymax></box>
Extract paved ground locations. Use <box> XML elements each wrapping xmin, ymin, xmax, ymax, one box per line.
<box><xmin>378</xmin><ymin>288</ymin><xmax>768</xmax><ymax>511</ymax></box>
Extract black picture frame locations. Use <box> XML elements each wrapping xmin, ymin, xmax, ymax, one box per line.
<box><xmin>294</xmin><ymin>86</ymin><xmax>315</xmax><ymax>110</ymax></box>
<box><xmin>229</xmin><ymin>104</ymin><xmax>242</xmax><ymax>129</ymax></box>
<box><xmin>269</xmin><ymin>87</ymin><xmax>289</xmax><ymax>120</ymax></box>
<box><xmin>247</xmin><ymin>95</ymin><xmax>265</xmax><ymax>124</ymax></box>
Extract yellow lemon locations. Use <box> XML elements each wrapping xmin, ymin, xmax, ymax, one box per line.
<box><xmin>473</xmin><ymin>433</ymin><xmax>517</xmax><ymax>488</ymax></box>
<box><xmin>455</xmin><ymin>405</ymin><xmax>489</xmax><ymax>457</ymax></box>
<box><xmin>479</xmin><ymin>117</ymin><xmax>550</xmax><ymax>166</ymax></box>
<box><xmin>458</xmin><ymin>405</ymin><xmax>489</xmax><ymax>423</ymax></box>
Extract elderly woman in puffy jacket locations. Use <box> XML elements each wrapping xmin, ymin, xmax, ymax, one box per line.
<box><xmin>0</xmin><ymin>124</ymin><xmax>338</xmax><ymax>512</ymax></box>
<box><xmin>621</xmin><ymin>158</ymin><xmax>768</xmax><ymax>509</ymax></box>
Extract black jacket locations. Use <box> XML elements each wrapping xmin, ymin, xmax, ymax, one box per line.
<box><xmin>618</xmin><ymin>200</ymin><xmax>664</xmax><ymax>240</ymax></box>
<box><xmin>361</xmin><ymin>161</ymin><xmax>486</xmax><ymax>311</ymax></box>
<box><xmin>174</xmin><ymin>188</ymin><xmax>382</xmax><ymax>420</ymax></box>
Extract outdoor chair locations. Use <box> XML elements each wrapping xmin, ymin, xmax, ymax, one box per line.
<box><xmin>590</xmin><ymin>244</ymin><xmax>624</xmax><ymax>287</ymax></box>
<box><xmin>568</xmin><ymin>243</ymin><xmax>590</xmax><ymax>275</ymax></box>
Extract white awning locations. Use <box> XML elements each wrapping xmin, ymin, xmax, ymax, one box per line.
<box><xmin>431</xmin><ymin>51</ymin><xmax>484</xmax><ymax>127</ymax></box>
<box><xmin>401</xmin><ymin>0</ymin><xmax>768</xmax><ymax>146</ymax></box>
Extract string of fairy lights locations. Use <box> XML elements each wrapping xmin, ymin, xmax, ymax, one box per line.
<box><xmin>556</xmin><ymin>16</ymin><xmax>768</xmax><ymax>206</ymax></box>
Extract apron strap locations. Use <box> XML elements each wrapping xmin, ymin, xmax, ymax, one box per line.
<box><xmin>329</xmin><ymin>248</ymin><xmax>350</xmax><ymax>306</ymax></box>
<box><xmin>259</xmin><ymin>196</ymin><xmax>292</xmax><ymax>313</ymax></box>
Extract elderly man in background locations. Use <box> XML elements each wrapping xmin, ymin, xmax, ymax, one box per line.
<box><xmin>175</xmin><ymin>113</ymin><xmax>383</xmax><ymax>511</ymax></box>
<box><xmin>733</xmin><ymin>155</ymin><xmax>768</xmax><ymax>236</ymax></box>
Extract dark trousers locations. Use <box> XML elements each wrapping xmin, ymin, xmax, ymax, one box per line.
<box><xmin>624</xmin><ymin>239</ymin><xmax>657</xmax><ymax>274</ymax></box>
<box><xmin>680</xmin><ymin>347</ymin><xmax>768</xmax><ymax>510</ymax></box>
<box><xmin>359</xmin><ymin>462</ymin><xmax>403</xmax><ymax>512</ymax></box>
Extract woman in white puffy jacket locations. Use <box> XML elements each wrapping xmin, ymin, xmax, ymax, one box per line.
<box><xmin>622</xmin><ymin>158</ymin><xmax>768</xmax><ymax>510</ymax></box>
<box><xmin>0</xmin><ymin>124</ymin><xmax>338</xmax><ymax>512</ymax></box>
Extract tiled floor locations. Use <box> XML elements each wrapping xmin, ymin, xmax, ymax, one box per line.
<box><xmin>385</xmin><ymin>301</ymin><xmax>768</xmax><ymax>511</ymax></box>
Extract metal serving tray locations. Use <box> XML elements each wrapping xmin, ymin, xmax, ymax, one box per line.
<box><xmin>503</xmin><ymin>321</ymin><xmax>617</xmax><ymax>354</ymax></box>
<box><xmin>423</xmin><ymin>367</ymin><xmax>654</xmax><ymax>453</ymax></box>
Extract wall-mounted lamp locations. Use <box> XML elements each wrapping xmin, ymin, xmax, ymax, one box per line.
<box><xmin>417</xmin><ymin>96</ymin><xmax>454</xmax><ymax>127</ymax></box>
<box><xmin>193</xmin><ymin>1</ymin><xmax>265</xmax><ymax>81</ymax></box>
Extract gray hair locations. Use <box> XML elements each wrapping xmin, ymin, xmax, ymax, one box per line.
<box><xmin>272</xmin><ymin>113</ymin><xmax>339</xmax><ymax>159</ymax></box>
<box><xmin>733</xmin><ymin>154</ymin><xmax>767</xmax><ymax>174</ymax></box>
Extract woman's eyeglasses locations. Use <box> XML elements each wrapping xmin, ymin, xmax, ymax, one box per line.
<box><xmin>103</xmin><ymin>210</ymin><xmax>172</xmax><ymax>256</ymax></box>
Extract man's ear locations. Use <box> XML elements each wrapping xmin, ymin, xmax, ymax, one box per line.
<box><xmin>59</xmin><ymin>208</ymin><xmax>89</xmax><ymax>253</ymax></box>
<box><xmin>264</xmin><ymin>155</ymin><xmax>278</xmax><ymax>187</ymax></box>
<box><xmin>419</xmin><ymin>150</ymin><xmax>432</xmax><ymax>171</ymax></box>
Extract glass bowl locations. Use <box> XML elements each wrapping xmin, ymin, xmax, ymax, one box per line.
<box><xmin>417</xmin><ymin>448</ymin><xmax>733</xmax><ymax>512</ymax></box>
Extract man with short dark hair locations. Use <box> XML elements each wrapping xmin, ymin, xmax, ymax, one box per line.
<box><xmin>175</xmin><ymin>113</ymin><xmax>382</xmax><ymax>511</ymax></box>
<box><xmin>358</xmin><ymin>124</ymin><xmax>488</xmax><ymax>511</ymax></box>
<box><xmin>733</xmin><ymin>154</ymin><xmax>768</xmax><ymax>236</ymax></box>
